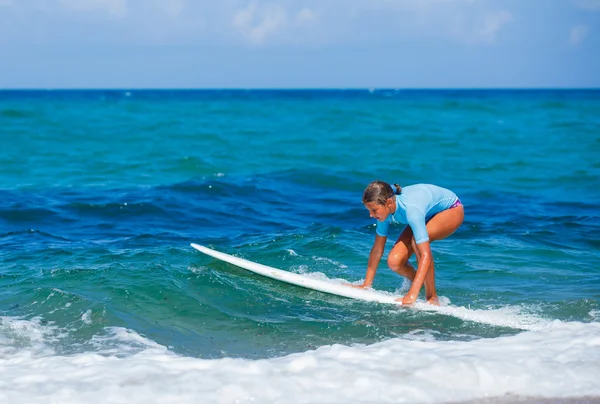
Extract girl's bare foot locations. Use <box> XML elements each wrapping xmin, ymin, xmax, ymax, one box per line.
<box><xmin>427</xmin><ymin>296</ymin><xmax>440</xmax><ymax>306</ymax></box>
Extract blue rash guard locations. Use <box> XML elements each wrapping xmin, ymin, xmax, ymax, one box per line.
<box><xmin>375</xmin><ymin>184</ymin><xmax>459</xmax><ymax>244</ymax></box>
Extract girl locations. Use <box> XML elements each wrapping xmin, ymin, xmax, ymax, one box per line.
<box><xmin>354</xmin><ymin>181</ymin><xmax>464</xmax><ymax>305</ymax></box>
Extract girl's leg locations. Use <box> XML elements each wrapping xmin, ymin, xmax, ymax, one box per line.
<box><xmin>422</xmin><ymin>205</ymin><xmax>464</xmax><ymax>303</ymax></box>
<box><xmin>426</xmin><ymin>205</ymin><xmax>465</xmax><ymax>242</ymax></box>
<box><xmin>410</xmin><ymin>237</ymin><xmax>437</xmax><ymax>303</ymax></box>
<box><xmin>387</xmin><ymin>226</ymin><xmax>417</xmax><ymax>281</ymax></box>
<box><xmin>390</xmin><ymin>205</ymin><xmax>465</xmax><ymax>302</ymax></box>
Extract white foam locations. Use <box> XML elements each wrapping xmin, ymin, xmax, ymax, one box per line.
<box><xmin>187</xmin><ymin>265</ymin><xmax>209</xmax><ymax>274</ymax></box>
<box><xmin>0</xmin><ymin>316</ymin><xmax>59</xmax><ymax>358</ymax></box>
<box><xmin>311</xmin><ymin>256</ymin><xmax>348</xmax><ymax>269</ymax></box>
<box><xmin>81</xmin><ymin>310</ymin><xmax>93</xmax><ymax>325</ymax></box>
<box><xmin>1</xmin><ymin>316</ymin><xmax>599</xmax><ymax>403</ymax></box>
<box><xmin>295</xmin><ymin>272</ymin><xmax>550</xmax><ymax>331</ymax></box>
<box><xmin>411</xmin><ymin>302</ymin><xmax>550</xmax><ymax>331</ymax></box>
<box><xmin>88</xmin><ymin>327</ymin><xmax>168</xmax><ymax>357</ymax></box>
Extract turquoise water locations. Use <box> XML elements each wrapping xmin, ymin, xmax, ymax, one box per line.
<box><xmin>1</xmin><ymin>90</ymin><xmax>599</xmax><ymax>401</ymax></box>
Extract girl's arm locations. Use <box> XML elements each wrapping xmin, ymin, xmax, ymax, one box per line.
<box><xmin>360</xmin><ymin>234</ymin><xmax>387</xmax><ymax>287</ymax></box>
<box><xmin>401</xmin><ymin>241</ymin><xmax>432</xmax><ymax>305</ymax></box>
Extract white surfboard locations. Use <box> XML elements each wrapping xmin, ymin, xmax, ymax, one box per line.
<box><xmin>191</xmin><ymin>243</ymin><xmax>402</xmax><ymax>305</ymax></box>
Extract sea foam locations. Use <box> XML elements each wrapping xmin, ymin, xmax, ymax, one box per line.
<box><xmin>1</xmin><ymin>316</ymin><xmax>598</xmax><ymax>404</ymax></box>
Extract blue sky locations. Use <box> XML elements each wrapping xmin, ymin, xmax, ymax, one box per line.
<box><xmin>0</xmin><ymin>0</ymin><xmax>598</xmax><ymax>88</ymax></box>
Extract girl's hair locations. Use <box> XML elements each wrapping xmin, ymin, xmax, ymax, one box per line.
<box><xmin>362</xmin><ymin>181</ymin><xmax>402</xmax><ymax>205</ymax></box>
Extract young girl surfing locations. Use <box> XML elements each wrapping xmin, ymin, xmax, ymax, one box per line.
<box><xmin>352</xmin><ymin>181</ymin><xmax>464</xmax><ymax>306</ymax></box>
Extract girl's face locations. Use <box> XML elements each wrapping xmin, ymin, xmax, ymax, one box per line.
<box><xmin>364</xmin><ymin>198</ymin><xmax>394</xmax><ymax>221</ymax></box>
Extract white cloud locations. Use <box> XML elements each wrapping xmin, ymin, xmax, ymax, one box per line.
<box><xmin>296</xmin><ymin>8</ymin><xmax>316</xmax><ymax>23</ymax></box>
<box><xmin>315</xmin><ymin>1</ymin><xmax>514</xmax><ymax>46</ymax></box>
<box><xmin>570</xmin><ymin>24</ymin><xmax>589</xmax><ymax>44</ymax></box>
<box><xmin>231</xmin><ymin>2</ymin><xmax>318</xmax><ymax>46</ymax></box>
<box><xmin>362</xmin><ymin>0</ymin><xmax>475</xmax><ymax>12</ymax></box>
<box><xmin>0</xmin><ymin>1</ymin><xmax>513</xmax><ymax>48</ymax></box>
<box><xmin>159</xmin><ymin>0</ymin><xmax>186</xmax><ymax>19</ymax></box>
<box><xmin>59</xmin><ymin>0</ymin><xmax>128</xmax><ymax>18</ymax></box>
<box><xmin>233</xmin><ymin>2</ymin><xmax>289</xmax><ymax>44</ymax></box>
<box><xmin>573</xmin><ymin>0</ymin><xmax>600</xmax><ymax>11</ymax></box>
<box><xmin>476</xmin><ymin>10</ymin><xmax>514</xmax><ymax>42</ymax></box>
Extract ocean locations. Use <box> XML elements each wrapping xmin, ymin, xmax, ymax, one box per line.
<box><xmin>0</xmin><ymin>89</ymin><xmax>599</xmax><ymax>403</ymax></box>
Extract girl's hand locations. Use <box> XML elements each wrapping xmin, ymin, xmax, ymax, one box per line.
<box><xmin>345</xmin><ymin>283</ymin><xmax>371</xmax><ymax>289</ymax></box>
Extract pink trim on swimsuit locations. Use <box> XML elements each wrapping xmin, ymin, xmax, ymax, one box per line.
<box><xmin>450</xmin><ymin>198</ymin><xmax>462</xmax><ymax>209</ymax></box>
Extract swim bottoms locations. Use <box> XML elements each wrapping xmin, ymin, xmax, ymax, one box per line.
<box><xmin>450</xmin><ymin>198</ymin><xmax>462</xmax><ymax>209</ymax></box>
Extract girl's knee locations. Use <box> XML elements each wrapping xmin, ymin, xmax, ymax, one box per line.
<box><xmin>387</xmin><ymin>252</ymin><xmax>407</xmax><ymax>270</ymax></box>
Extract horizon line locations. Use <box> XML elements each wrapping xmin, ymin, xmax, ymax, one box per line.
<box><xmin>1</xmin><ymin>87</ymin><xmax>599</xmax><ymax>91</ymax></box>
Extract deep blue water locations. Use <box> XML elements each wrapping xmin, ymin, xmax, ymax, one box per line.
<box><xmin>1</xmin><ymin>89</ymin><xmax>599</xmax><ymax>360</ymax></box>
